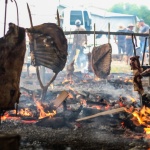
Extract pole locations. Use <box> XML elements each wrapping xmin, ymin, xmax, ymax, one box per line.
<box><xmin>108</xmin><ymin>22</ymin><xmax>110</xmax><ymax>44</ymax></box>
<box><xmin>41</xmin><ymin>66</ymin><xmax>45</xmax><ymax>84</ymax></box>
<box><xmin>148</xmin><ymin>29</ymin><xmax>150</xmax><ymax>86</ymax></box>
<box><xmin>57</xmin><ymin>9</ymin><xmax>60</xmax><ymax>27</ymax></box>
<box><xmin>94</xmin><ymin>23</ymin><xmax>96</xmax><ymax>47</ymax></box>
<box><xmin>4</xmin><ymin>0</ymin><xmax>8</xmax><ymax>36</ymax></box>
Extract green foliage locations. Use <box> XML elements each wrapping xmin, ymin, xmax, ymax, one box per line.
<box><xmin>109</xmin><ymin>3</ymin><xmax>150</xmax><ymax>25</ymax></box>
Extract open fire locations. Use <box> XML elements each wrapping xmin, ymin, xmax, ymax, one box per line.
<box><xmin>0</xmin><ymin>72</ymin><xmax>146</xmax><ymax>129</ymax></box>
<box><xmin>0</xmin><ymin>70</ymin><xmax>150</xmax><ymax>149</ymax></box>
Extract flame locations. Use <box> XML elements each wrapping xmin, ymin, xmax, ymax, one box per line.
<box><xmin>144</xmin><ymin>128</ymin><xmax>150</xmax><ymax>134</ymax></box>
<box><xmin>124</xmin><ymin>77</ymin><xmax>133</xmax><ymax>83</ymax></box>
<box><xmin>68</xmin><ymin>86</ymin><xmax>75</xmax><ymax>92</ymax></box>
<box><xmin>124</xmin><ymin>106</ymin><xmax>134</xmax><ymax>114</ymax></box>
<box><xmin>130</xmin><ymin>106</ymin><xmax>150</xmax><ymax>134</ymax></box>
<box><xmin>50</xmin><ymin>84</ymin><xmax>54</xmax><ymax>89</ymax></box>
<box><xmin>121</xmin><ymin>122</ymin><xmax>125</xmax><ymax>128</ymax></box>
<box><xmin>62</xmin><ymin>78</ymin><xmax>74</xmax><ymax>85</ymax></box>
<box><xmin>80</xmin><ymin>99</ymin><xmax>87</xmax><ymax>107</ymax></box>
<box><xmin>118</xmin><ymin>101</ymin><xmax>124</xmax><ymax>107</ymax></box>
<box><xmin>94</xmin><ymin>76</ymin><xmax>100</xmax><ymax>81</ymax></box>
<box><xmin>68</xmin><ymin>92</ymin><xmax>74</xmax><ymax>99</ymax></box>
<box><xmin>1</xmin><ymin>111</ymin><xmax>20</xmax><ymax>121</ymax></box>
<box><xmin>105</xmin><ymin>105</ymin><xmax>110</xmax><ymax>110</ymax></box>
<box><xmin>19</xmin><ymin>108</ymin><xmax>33</xmax><ymax>117</ymax></box>
<box><xmin>1</xmin><ymin>112</ymin><xmax>9</xmax><ymax>121</ymax></box>
<box><xmin>62</xmin><ymin>78</ymin><xmax>71</xmax><ymax>84</ymax></box>
<box><xmin>127</xmin><ymin>95</ymin><xmax>136</xmax><ymax>102</ymax></box>
<box><xmin>132</xmin><ymin>110</ymin><xmax>145</xmax><ymax>125</ymax></box>
<box><xmin>35</xmin><ymin>101</ymin><xmax>56</xmax><ymax>119</ymax></box>
<box><xmin>91</xmin><ymin>105</ymin><xmax>101</xmax><ymax>110</ymax></box>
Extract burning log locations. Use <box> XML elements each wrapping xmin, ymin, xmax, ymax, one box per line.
<box><xmin>36</xmin><ymin>117</ymin><xmax>67</xmax><ymax>128</ymax></box>
<box><xmin>91</xmin><ymin>43</ymin><xmax>112</xmax><ymax>79</ymax></box>
<box><xmin>76</xmin><ymin>107</ymin><xmax>125</xmax><ymax>122</ymax></box>
<box><xmin>36</xmin><ymin>104</ymin><xmax>83</xmax><ymax>128</ymax></box>
<box><xmin>0</xmin><ymin>23</ymin><xmax>26</xmax><ymax>111</ymax></box>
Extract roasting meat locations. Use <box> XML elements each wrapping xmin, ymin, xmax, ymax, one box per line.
<box><xmin>130</xmin><ymin>56</ymin><xmax>144</xmax><ymax>94</ymax></box>
<box><xmin>0</xmin><ymin>23</ymin><xmax>26</xmax><ymax>110</ymax></box>
<box><xmin>26</xmin><ymin>23</ymin><xmax>68</xmax><ymax>73</ymax></box>
<box><xmin>91</xmin><ymin>43</ymin><xmax>112</xmax><ymax>79</ymax></box>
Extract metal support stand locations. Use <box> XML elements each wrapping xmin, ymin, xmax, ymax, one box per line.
<box><xmin>148</xmin><ymin>29</ymin><xmax>150</xmax><ymax>86</ymax></box>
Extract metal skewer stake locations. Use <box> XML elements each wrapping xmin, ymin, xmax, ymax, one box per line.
<box><xmin>108</xmin><ymin>22</ymin><xmax>110</xmax><ymax>44</ymax></box>
<box><xmin>148</xmin><ymin>29</ymin><xmax>150</xmax><ymax>86</ymax></box>
<box><xmin>3</xmin><ymin>0</ymin><xmax>8</xmax><ymax>36</ymax></box>
<box><xmin>141</xmin><ymin>37</ymin><xmax>147</xmax><ymax>66</ymax></box>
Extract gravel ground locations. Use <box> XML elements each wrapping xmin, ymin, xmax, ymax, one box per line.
<box><xmin>0</xmin><ymin>119</ymin><xmax>149</xmax><ymax>150</ymax></box>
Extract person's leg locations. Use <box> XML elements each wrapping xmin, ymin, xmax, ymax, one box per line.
<box><xmin>126</xmin><ymin>43</ymin><xmax>130</xmax><ymax>65</ymax></box>
<box><xmin>120</xmin><ymin>43</ymin><xmax>126</xmax><ymax>60</ymax></box>
<box><xmin>118</xmin><ymin>45</ymin><xmax>122</xmax><ymax>61</ymax></box>
<box><xmin>123</xmin><ymin>44</ymin><xmax>126</xmax><ymax>54</ymax></box>
<box><xmin>118</xmin><ymin>45</ymin><xmax>121</xmax><ymax>54</ymax></box>
<box><xmin>76</xmin><ymin>46</ymin><xmax>83</xmax><ymax>69</ymax></box>
<box><xmin>140</xmin><ymin>41</ymin><xmax>145</xmax><ymax>53</ymax></box>
<box><xmin>76</xmin><ymin>52</ymin><xmax>81</xmax><ymax>68</ymax></box>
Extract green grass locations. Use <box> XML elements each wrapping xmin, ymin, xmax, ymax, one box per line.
<box><xmin>110</xmin><ymin>61</ymin><xmax>131</xmax><ymax>73</ymax></box>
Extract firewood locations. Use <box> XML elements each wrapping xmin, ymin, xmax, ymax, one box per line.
<box><xmin>76</xmin><ymin>107</ymin><xmax>125</xmax><ymax>122</ymax></box>
<box><xmin>52</xmin><ymin>91</ymin><xmax>69</xmax><ymax>108</ymax></box>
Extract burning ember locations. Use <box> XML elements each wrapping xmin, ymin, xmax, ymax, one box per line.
<box><xmin>130</xmin><ymin>106</ymin><xmax>150</xmax><ymax>133</ymax></box>
<box><xmin>19</xmin><ymin>108</ymin><xmax>33</xmax><ymax>117</ymax></box>
<box><xmin>35</xmin><ymin>101</ymin><xmax>56</xmax><ymax>119</ymax></box>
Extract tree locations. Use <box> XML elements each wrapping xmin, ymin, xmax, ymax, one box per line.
<box><xmin>109</xmin><ymin>3</ymin><xmax>150</xmax><ymax>25</ymax></box>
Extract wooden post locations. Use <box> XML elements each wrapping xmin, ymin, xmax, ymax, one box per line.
<box><xmin>57</xmin><ymin>9</ymin><xmax>60</xmax><ymax>27</ymax></box>
<box><xmin>41</xmin><ymin>66</ymin><xmax>45</xmax><ymax>84</ymax></box>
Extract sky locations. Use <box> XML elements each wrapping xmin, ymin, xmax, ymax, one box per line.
<box><xmin>0</xmin><ymin>0</ymin><xmax>150</xmax><ymax>37</ymax></box>
<box><xmin>60</xmin><ymin>0</ymin><xmax>150</xmax><ymax>8</ymax></box>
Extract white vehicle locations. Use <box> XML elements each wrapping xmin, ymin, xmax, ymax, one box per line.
<box><xmin>60</xmin><ymin>6</ymin><xmax>92</xmax><ymax>52</ymax></box>
<box><xmin>61</xmin><ymin>6</ymin><xmax>92</xmax><ymax>32</ymax></box>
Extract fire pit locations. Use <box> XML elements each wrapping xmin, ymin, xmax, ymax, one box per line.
<box><xmin>0</xmin><ymin>70</ymin><xmax>150</xmax><ymax>150</ymax></box>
